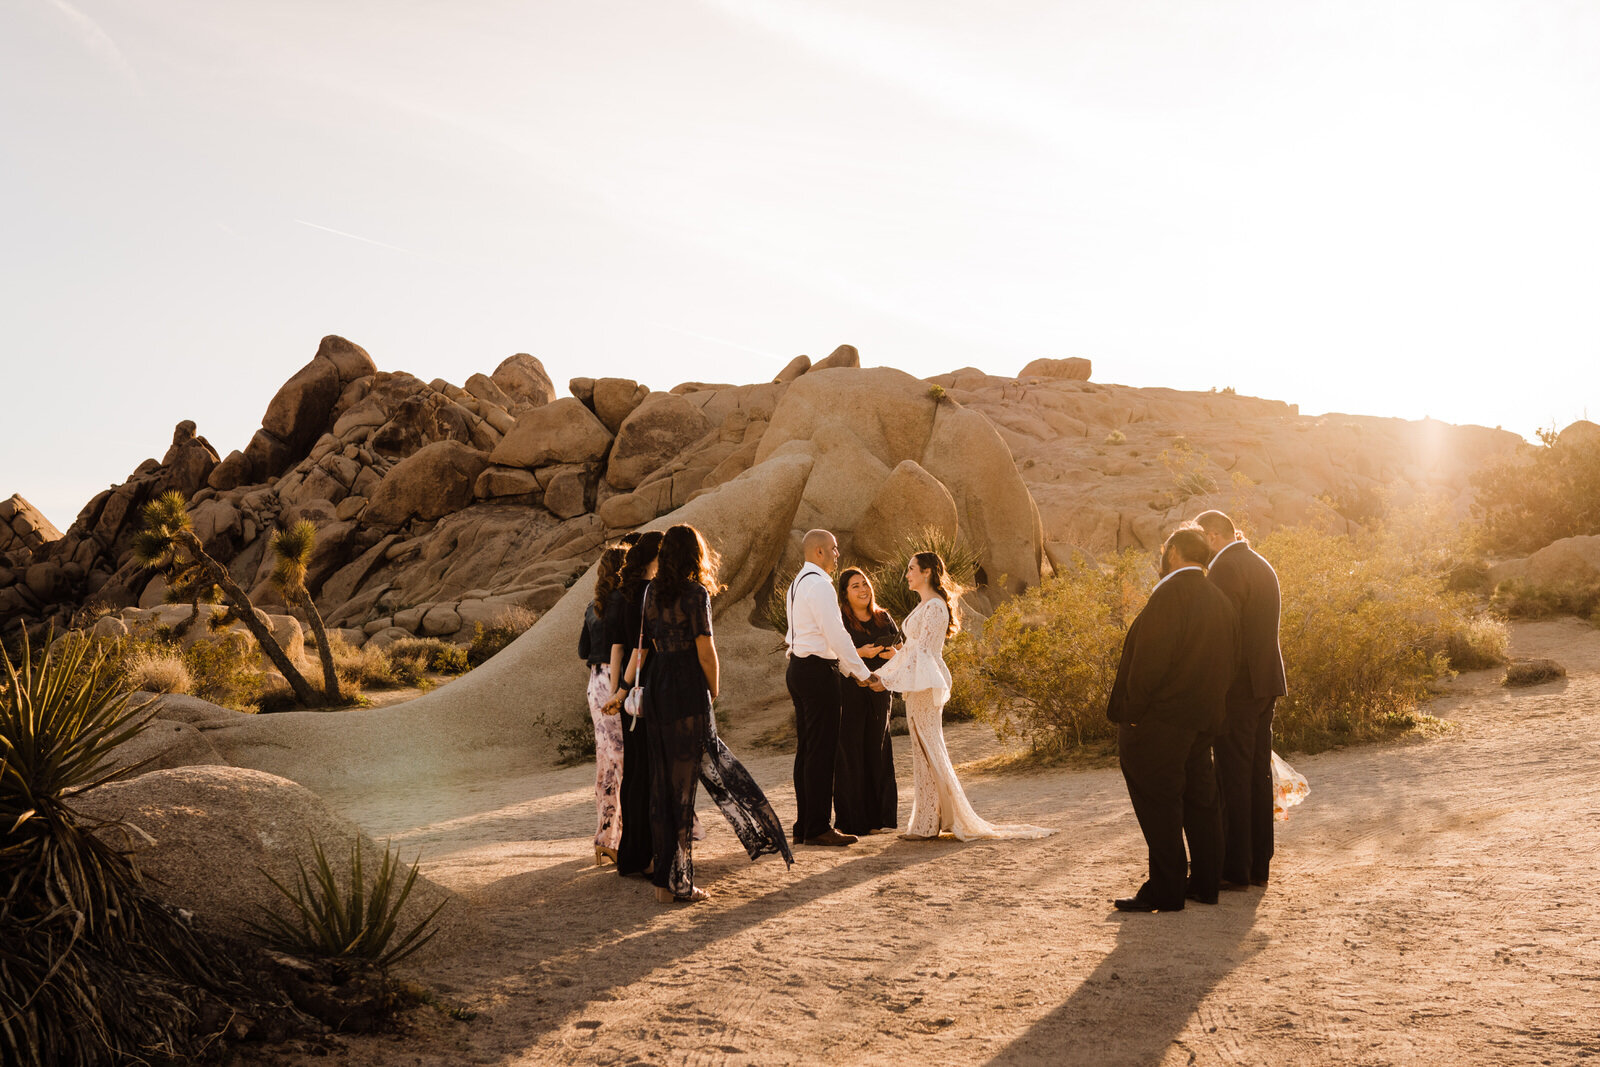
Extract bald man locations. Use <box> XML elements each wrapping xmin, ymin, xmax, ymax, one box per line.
<box><xmin>786</xmin><ymin>529</ymin><xmax>876</xmax><ymax>846</ymax></box>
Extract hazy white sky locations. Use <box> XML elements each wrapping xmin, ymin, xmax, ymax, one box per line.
<box><xmin>3</xmin><ymin>0</ymin><xmax>1597</xmax><ymax>528</ymax></box>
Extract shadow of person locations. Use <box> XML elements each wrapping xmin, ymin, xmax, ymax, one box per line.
<box><xmin>443</xmin><ymin>836</ymin><xmax>966</xmax><ymax>1042</ymax></box>
<box><xmin>989</xmin><ymin>892</ymin><xmax>1265</xmax><ymax>1066</ymax></box>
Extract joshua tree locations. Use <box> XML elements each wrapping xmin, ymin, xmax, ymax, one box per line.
<box><xmin>270</xmin><ymin>520</ymin><xmax>342</xmax><ymax>704</ymax></box>
<box><xmin>132</xmin><ymin>491</ymin><xmax>322</xmax><ymax>709</ymax></box>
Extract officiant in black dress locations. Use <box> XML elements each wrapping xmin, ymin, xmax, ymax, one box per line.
<box><xmin>834</xmin><ymin>567</ymin><xmax>903</xmax><ymax>836</ymax></box>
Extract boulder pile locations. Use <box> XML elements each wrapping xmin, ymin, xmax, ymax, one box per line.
<box><xmin>1</xmin><ymin>334</ymin><xmax>1541</xmax><ymax>793</ymax></box>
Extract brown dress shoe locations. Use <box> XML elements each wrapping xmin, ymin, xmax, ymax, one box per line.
<box><xmin>803</xmin><ymin>829</ymin><xmax>857</xmax><ymax>846</ymax></box>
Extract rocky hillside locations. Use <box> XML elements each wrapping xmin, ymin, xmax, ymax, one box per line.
<box><xmin>0</xmin><ymin>337</ymin><xmax>1522</xmax><ymax>648</ymax></box>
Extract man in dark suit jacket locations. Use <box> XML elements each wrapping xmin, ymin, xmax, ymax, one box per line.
<box><xmin>1107</xmin><ymin>526</ymin><xmax>1240</xmax><ymax>912</ymax></box>
<box><xmin>1196</xmin><ymin>510</ymin><xmax>1288</xmax><ymax>890</ymax></box>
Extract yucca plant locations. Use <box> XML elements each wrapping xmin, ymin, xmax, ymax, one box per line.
<box><xmin>250</xmin><ymin>836</ymin><xmax>446</xmax><ymax>972</ymax></box>
<box><xmin>134</xmin><ymin>489</ymin><xmax>322</xmax><ymax>708</ymax></box>
<box><xmin>1</xmin><ymin>630</ymin><xmax>240</xmax><ymax>1066</ymax></box>
<box><xmin>271</xmin><ymin>520</ymin><xmax>342</xmax><ymax>704</ymax></box>
<box><xmin>865</xmin><ymin>526</ymin><xmax>983</xmax><ymax>623</ymax></box>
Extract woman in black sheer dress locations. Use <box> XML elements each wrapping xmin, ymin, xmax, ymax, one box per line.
<box><xmin>628</xmin><ymin>524</ymin><xmax>793</xmax><ymax>903</ymax></box>
<box><xmin>602</xmin><ymin>531</ymin><xmax>661</xmax><ymax>877</ymax></box>
<box><xmin>834</xmin><ymin>567</ymin><xmax>904</xmax><ymax>836</ymax></box>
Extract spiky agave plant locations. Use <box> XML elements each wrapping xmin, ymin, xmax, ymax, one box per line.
<box><xmin>0</xmin><ymin>630</ymin><xmax>239</xmax><ymax>1065</ymax></box>
<box><xmin>866</xmin><ymin>526</ymin><xmax>984</xmax><ymax>624</ymax></box>
<box><xmin>133</xmin><ymin>490</ymin><xmax>322</xmax><ymax>708</ymax></box>
<box><xmin>249</xmin><ymin>836</ymin><xmax>446</xmax><ymax>972</ymax></box>
<box><xmin>270</xmin><ymin>520</ymin><xmax>342</xmax><ymax>704</ymax></box>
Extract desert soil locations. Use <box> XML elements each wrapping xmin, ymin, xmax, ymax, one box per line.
<box><xmin>285</xmin><ymin>618</ymin><xmax>1600</xmax><ymax>1066</ymax></box>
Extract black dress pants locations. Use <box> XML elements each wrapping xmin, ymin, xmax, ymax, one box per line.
<box><xmin>1215</xmin><ymin>695</ymin><xmax>1277</xmax><ymax>884</ymax></box>
<box><xmin>1118</xmin><ymin>721</ymin><xmax>1222</xmax><ymax>908</ymax></box>
<box><xmin>788</xmin><ymin>655</ymin><xmax>843</xmax><ymax>842</ymax></box>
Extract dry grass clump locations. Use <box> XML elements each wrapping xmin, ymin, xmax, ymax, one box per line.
<box><xmin>387</xmin><ymin>637</ymin><xmax>469</xmax><ymax>679</ymax></box>
<box><xmin>467</xmin><ymin>606</ymin><xmax>540</xmax><ymax>667</ymax></box>
<box><xmin>121</xmin><ymin>647</ymin><xmax>192</xmax><ymax>694</ymax></box>
<box><xmin>325</xmin><ymin>636</ymin><xmax>398</xmax><ymax>691</ymax></box>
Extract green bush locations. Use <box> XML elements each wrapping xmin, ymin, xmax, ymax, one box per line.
<box><xmin>249</xmin><ymin>836</ymin><xmax>444</xmax><ymax>972</ymax></box>
<box><xmin>951</xmin><ymin>548</ymin><xmax>1151</xmax><ymax>756</ymax></box>
<box><xmin>1472</xmin><ymin>430</ymin><xmax>1600</xmax><ymax>556</ymax></box>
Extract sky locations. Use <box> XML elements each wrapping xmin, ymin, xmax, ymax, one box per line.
<box><xmin>3</xmin><ymin>0</ymin><xmax>1598</xmax><ymax>530</ymax></box>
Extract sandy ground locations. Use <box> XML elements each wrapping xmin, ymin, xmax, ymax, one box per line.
<box><xmin>284</xmin><ymin>618</ymin><xmax>1600</xmax><ymax>1066</ymax></box>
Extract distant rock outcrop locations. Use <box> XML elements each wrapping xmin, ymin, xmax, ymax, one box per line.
<box><xmin>1</xmin><ymin>332</ymin><xmax>1543</xmax><ymax>793</ymax></box>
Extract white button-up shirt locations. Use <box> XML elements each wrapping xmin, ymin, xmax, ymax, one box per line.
<box><xmin>784</xmin><ymin>562</ymin><xmax>872</xmax><ymax>681</ymax></box>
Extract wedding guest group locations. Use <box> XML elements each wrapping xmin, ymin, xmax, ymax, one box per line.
<box><xmin>567</xmin><ymin>513</ymin><xmax>1284</xmax><ymax>912</ymax></box>
<box><xmin>599</xmin><ymin>524</ymin><xmax>791</xmax><ymax>902</ymax></box>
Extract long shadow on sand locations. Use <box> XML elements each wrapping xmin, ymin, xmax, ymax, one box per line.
<box><xmin>989</xmin><ymin>892</ymin><xmax>1264</xmax><ymax>1067</ymax></box>
<box><xmin>444</xmin><ymin>836</ymin><xmax>962</xmax><ymax>1046</ymax></box>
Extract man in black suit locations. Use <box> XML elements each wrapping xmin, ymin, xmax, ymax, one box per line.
<box><xmin>1195</xmin><ymin>510</ymin><xmax>1288</xmax><ymax>890</ymax></box>
<box><xmin>1107</xmin><ymin>526</ymin><xmax>1240</xmax><ymax>913</ymax></box>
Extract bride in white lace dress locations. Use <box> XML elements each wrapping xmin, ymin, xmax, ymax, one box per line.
<box><xmin>872</xmin><ymin>552</ymin><xmax>1054</xmax><ymax>842</ymax></box>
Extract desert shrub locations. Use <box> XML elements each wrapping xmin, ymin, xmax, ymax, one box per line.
<box><xmin>387</xmin><ymin>637</ymin><xmax>469</xmax><ymax>677</ymax></box>
<box><xmin>1442</xmin><ymin>615</ymin><xmax>1511</xmax><ymax>670</ymax></box>
<box><xmin>1259</xmin><ymin>517</ymin><xmax>1483</xmax><ymax>752</ymax></box>
<box><xmin>957</xmin><ymin>502</ymin><xmax>1505</xmax><ymax>758</ymax></box>
<box><xmin>1472</xmin><ymin>430</ymin><xmax>1600</xmax><ymax>555</ymax></box>
<box><xmin>467</xmin><ymin>606</ymin><xmax>540</xmax><ymax>667</ymax></box>
<box><xmin>1</xmin><ymin>631</ymin><xmax>246</xmax><ymax>1065</ymax></box>
<box><xmin>1104</xmin><ymin>429</ymin><xmax>1126</xmax><ymax>445</ymax></box>
<box><xmin>327</xmin><ymin>636</ymin><xmax>398</xmax><ymax>691</ymax></box>
<box><xmin>953</xmin><ymin>548</ymin><xmax>1152</xmax><ymax>756</ymax></box>
<box><xmin>250</xmin><ymin>836</ymin><xmax>444</xmax><ymax>972</ymax></box>
<box><xmin>180</xmin><ymin>631</ymin><xmax>266</xmax><ymax>710</ymax></box>
<box><xmin>529</xmin><ymin>704</ymin><xmax>601</xmax><ymax>766</ymax></box>
<box><xmin>120</xmin><ymin>647</ymin><xmax>192</xmax><ymax>695</ymax></box>
<box><xmin>1490</xmin><ymin>578</ymin><xmax>1600</xmax><ymax>622</ymax></box>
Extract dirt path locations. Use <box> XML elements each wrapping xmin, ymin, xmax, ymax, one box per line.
<box><xmin>293</xmin><ymin>619</ymin><xmax>1600</xmax><ymax>1066</ymax></box>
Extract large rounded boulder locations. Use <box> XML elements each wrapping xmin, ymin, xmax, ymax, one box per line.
<box><xmin>76</xmin><ymin>766</ymin><xmax>460</xmax><ymax>951</ymax></box>
<box><xmin>364</xmin><ymin>440</ymin><xmax>490</xmax><ymax>525</ymax></box>
<box><xmin>606</xmin><ymin>393</ymin><xmax>715</xmax><ymax>490</ymax></box>
<box><xmin>490</xmin><ymin>397</ymin><xmax>613</xmax><ymax>469</ymax></box>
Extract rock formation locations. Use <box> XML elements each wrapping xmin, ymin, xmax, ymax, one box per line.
<box><xmin>2</xmin><ymin>332</ymin><xmax>1536</xmax><ymax>792</ymax></box>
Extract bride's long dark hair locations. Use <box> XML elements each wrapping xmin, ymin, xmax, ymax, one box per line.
<box><xmin>912</xmin><ymin>551</ymin><xmax>961</xmax><ymax>637</ymax></box>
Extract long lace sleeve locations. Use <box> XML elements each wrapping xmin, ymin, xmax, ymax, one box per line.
<box><xmin>874</xmin><ymin>599</ymin><xmax>953</xmax><ymax>703</ymax></box>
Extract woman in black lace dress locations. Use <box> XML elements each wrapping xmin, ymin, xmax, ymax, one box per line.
<box><xmin>633</xmin><ymin>524</ymin><xmax>793</xmax><ymax>903</ymax></box>
<box><xmin>833</xmin><ymin>567</ymin><xmax>904</xmax><ymax>836</ymax></box>
<box><xmin>602</xmin><ymin>531</ymin><xmax>661</xmax><ymax>877</ymax></box>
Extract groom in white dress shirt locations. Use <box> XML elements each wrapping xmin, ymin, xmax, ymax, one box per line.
<box><xmin>786</xmin><ymin>529</ymin><xmax>878</xmax><ymax>847</ymax></box>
